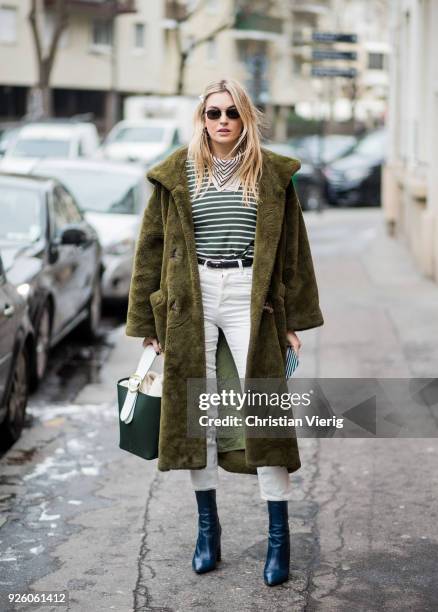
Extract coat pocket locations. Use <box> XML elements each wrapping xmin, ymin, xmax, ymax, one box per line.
<box><xmin>167</xmin><ymin>295</ymin><xmax>190</xmax><ymax>329</ymax></box>
<box><xmin>150</xmin><ymin>288</ymin><xmax>165</xmax><ymax>308</ymax></box>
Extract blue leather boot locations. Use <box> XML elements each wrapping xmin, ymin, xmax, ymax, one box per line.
<box><xmin>192</xmin><ymin>489</ymin><xmax>222</xmax><ymax>574</ymax></box>
<box><xmin>263</xmin><ymin>500</ymin><xmax>290</xmax><ymax>586</ymax></box>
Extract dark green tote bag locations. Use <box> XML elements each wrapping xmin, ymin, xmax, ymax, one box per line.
<box><xmin>117</xmin><ymin>346</ymin><xmax>161</xmax><ymax>460</ymax></box>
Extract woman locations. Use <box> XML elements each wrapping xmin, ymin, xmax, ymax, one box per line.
<box><xmin>125</xmin><ymin>78</ymin><xmax>324</xmax><ymax>586</ymax></box>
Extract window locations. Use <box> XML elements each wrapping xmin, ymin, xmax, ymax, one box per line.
<box><xmin>134</xmin><ymin>23</ymin><xmax>145</xmax><ymax>49</ymax></box>
<box><xmin>43</xmin><ymin>11</ymin><xmax>69</xmax><ymax>51</ymax></box>
<box><xmin>0</xmin><ymin>6</ymin><xmax>17</xmax><ymax>43</ymax></box>
<box><xmin>53</xmin><ymin>185</ymin><xmax>82</xmax><ymax>235</ymax></box>
<box><xmin>91</xmin><ymin>19</ymin><xmax>113</xmax><ymax>49</ymax></box>
<box><xmin>368</xmin><ymin>52</ymin><xmax>384</xmax><ymax>70</ymax></box>
<box><xmin>292</xmin><ymin>56</ymin><xmax>302</xmax><ymax>75</ymax></box>
<box><xmin>0</xmin><ymin>186</ymin><xmax>43</xmax><ymax>242</ymax></box>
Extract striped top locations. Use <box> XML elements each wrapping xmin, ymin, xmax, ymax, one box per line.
<box><xmin>186</xmin><ymin>154</ymin><xmax>258</xmax><ymax>261</ymax></box>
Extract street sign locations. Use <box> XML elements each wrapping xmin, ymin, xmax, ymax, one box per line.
<box><xmin>312</xmin><ymin>32</ymin><xmax>358</xmax><ymax>43</ymax></box>
<box><xmin>312</xmin><ymin>49</ymin><xmax>357</xmax><ymax>61</ymax></box>
<box><xmin>311</xmin><ymin>66</ymin><xmax>357</xmax><ymax>78</ymax></box>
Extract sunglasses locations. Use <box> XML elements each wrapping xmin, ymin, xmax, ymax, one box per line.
<box><xmin>205</xmin><ymin>107</ymin><xmax>240</xmax><ymax>120</ymax></box>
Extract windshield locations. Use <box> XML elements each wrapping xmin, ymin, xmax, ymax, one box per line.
<box><xmin>109</xmin><ymin>126</ymin><xmax>165</xmax><ymax>144</ymax></box>
<box><xmin>36</xmin><ymin>167</ymin><xmax>140</xmax><ymax>214</ymax></box>
<box><xmin>0</xmin><ymin>185</ymin><xmax>44</xmax><ymax>242</ymax></box>
<box><xmin>9</xmin><ymin>138</ymin><xmax>71</xmax><ymax>158</ymax></box>
<box><xmin>354</xmin><ymin>131</ymin><xmax>386</xmax><ymax>156</ymax></box>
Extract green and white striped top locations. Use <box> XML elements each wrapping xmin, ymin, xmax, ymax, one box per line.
<box><xmin>186</xmin><ymin>154</ymin><xmax>258</xmax><ymax>261</ymax></box>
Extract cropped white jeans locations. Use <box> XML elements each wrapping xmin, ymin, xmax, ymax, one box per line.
<box><xmin>189</xmin><ymin>260</ymin><xmax>293</xmax><ymax>502</ymax></box>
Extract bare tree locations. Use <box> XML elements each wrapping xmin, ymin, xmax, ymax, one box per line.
<box><xmin>171</xmin><ymin>0</ymin><xmax>236</xmax><ymax>94</ymax></box>
<box><xmin>171</xmin><ymin>0</ymin><xmax>282</xmax><ymax>95</ymax></box>
<box><xmin>28</xmin><ymin>0</ymin><xmax>69</xmax><ymax>118</ymax></box>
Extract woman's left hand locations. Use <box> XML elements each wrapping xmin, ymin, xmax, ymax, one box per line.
<box><xmin>286</xmin><ymin>330</ymin><xmax>302</xmax><ymax>356</ymax></box>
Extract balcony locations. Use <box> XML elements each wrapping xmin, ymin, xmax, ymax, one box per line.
<box><xmin>232</xmin><ymin>11</ymin><xmax>283</xmax><ymax>41</ymax></box>
<box><xmin>292</xmin><ymin>1</ymin><xmax>330</xmax><ymax>16</ymax></box>
<box><xmin>43</xmin><ymin>0</ymin><xmax>136</xmax><ymax>17</ymax></box>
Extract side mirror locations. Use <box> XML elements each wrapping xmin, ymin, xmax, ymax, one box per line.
<box><xmin>60</xmin><ymin>225</ymin><xmax>88</xmax><ymax>246</ymax></box>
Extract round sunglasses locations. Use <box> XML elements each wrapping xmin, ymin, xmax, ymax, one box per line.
<box><xmin>205</xmin><ymin>107</ymin><xmax>240</xmax><ymax>120</ymax></box>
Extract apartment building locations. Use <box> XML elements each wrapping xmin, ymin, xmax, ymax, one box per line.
<box><xmin>383</xmin><ymin>0</ymin><xmax>438</xmax><ymax>282</ymax></box>
<box><xmin>0</xmin><ymin>0</ymin><xmax>389</xmax><ymax>138</ymax></box>
<box><xmin>0</xmin><ymin>0</ymin><xmax>161</xmax><ymax>129</ymax></box>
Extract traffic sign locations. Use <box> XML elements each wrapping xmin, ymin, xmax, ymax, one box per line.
<box><xmin>311</xmin><ymin>66</ymin><xmax>357</xmax><ymax>78</ymax></box>
<box><xmin>312</xmin><ymin>32</ymin><xmax>358</xmax><ymax>43</ymax></box>
<box><xmin>312</xmin><ymin>49</ymin><xmax>357</xmax><ymax>61</ymax></box>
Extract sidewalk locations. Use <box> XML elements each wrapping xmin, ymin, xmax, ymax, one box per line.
<box><xmin>1</xmin><ymin>208</ymin><xmax>437</xmax><ymax>611</ymax></box>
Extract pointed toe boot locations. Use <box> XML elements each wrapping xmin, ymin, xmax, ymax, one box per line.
<box><xmin>263</xmin><ymin>500</ymin><xmax>290</xmax><ymax>586</ymax></box>
<box><xmin>192</xmin><ymin>489</ymin><xmax>222</xmax><ymax>574</ymax></box>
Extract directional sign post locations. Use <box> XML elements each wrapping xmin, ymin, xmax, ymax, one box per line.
<box><xmin>309</xmin><ymin>31</ymin><xmax>359</xmax><ymax>131</ymax></box>
<box><xmin>302</xmin><ymin>30</ymin><xmax>360</xmax><ymax>212</ymax></box>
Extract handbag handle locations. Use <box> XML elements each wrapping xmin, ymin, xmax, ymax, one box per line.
<box><xmin>120</xmin><ymin>345</ymin><xmax>159</xmax><ymax>423</ymax></box>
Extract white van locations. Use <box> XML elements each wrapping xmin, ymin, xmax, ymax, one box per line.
<box><xmin>99</xmin><ymin>119</ymin><xmax>182</xmax><ymax>165</ymax></box>
<box><xmin>0</xmin><ymin>121</ymin><xmax>100</xmax><ymax>173</ymax></box>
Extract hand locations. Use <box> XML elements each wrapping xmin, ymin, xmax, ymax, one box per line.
<box><xmin>143</xmin><ymin>336</ymin><xmax>163</xmax><ymax>355</ymax></box>
<box><xmin>286</xmin><ymin>330</ymin><xmax>301</xmax><ymax>357</ymax></box>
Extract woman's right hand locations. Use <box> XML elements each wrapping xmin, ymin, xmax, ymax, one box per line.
<box><xmin>143</xmin><ymin>336</ymin><xmax>162</xmax><ymax>355</ymax></box>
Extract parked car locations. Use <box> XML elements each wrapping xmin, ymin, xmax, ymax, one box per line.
<box><xmin>263</xmin><ymin>142</ymin><xmax>325</xmax><ymax>211</ymax></box>
<box><xmin>99</xmin><ymin>119</ymin><xmax>182</xmax><ymax>165</ymax></box>
<box><xmin>323</xmin><ymin>129</ymin><xmax>387</xmax><ymax>206</ymax></box>
<box><xmin>29</xmin><ymin>158</ymin><xmax>150</xmax><ymax>300</ymax></box>
<box><xmin>0</xmin><ymin>121</ymin><xmax>100</xmax><ymax>173</ymax></box>
<box><xmin>0</xmin><ymin>251</ymin><xmax>35</xmax><ymax>446</ymax></box>
<box><xmin>0</xmin><ymin>172</ymin><xmax>103</xmax><ymax>388</ymax></box>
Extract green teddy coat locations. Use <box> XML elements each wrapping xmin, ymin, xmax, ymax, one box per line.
<box><xmin>125</xmin><ymin>145</ymin><xmax>324</xmax><ymax>475</ymax></box>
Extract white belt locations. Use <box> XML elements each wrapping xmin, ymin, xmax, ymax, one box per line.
<box><xmin>120</xmin><ymin>345</ymin><xmax>158</xmax><ymax>424</ymax></box>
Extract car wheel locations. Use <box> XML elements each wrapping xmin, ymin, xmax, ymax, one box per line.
<box><xmin>31</xmin><ymin>303</ymin><xmax>52</xmax><ymax>389</ymax></box>
<box><xmin>1</xmin><ymin>347</ymin><xmax>29</xmax><ymax>446</ymax></box>
<box><xmin>80</xmin><ymin>277</ymin><xmax>102</xmax><ymax>340</ymax></box>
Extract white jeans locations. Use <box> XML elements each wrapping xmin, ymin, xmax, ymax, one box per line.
<box><xmin>189</xmin><ymin>260</ymin><xmax>293</xmax><ymax>502</ymax></box>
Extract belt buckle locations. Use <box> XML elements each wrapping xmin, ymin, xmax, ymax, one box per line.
<box><xmin>128</xmin><ymin>373</ymin><xmax>142</xmax><ymax>393</ymax></box>
<box><xmin>207</xmin><ymin>259</ymin><xmax>222</xmax><ymax>268</ymax></box>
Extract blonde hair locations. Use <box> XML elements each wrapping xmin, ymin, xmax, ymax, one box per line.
<box><xmin>187</xmin><ymin>78</ymin><xmax>268</xmax><ymax>207</ymax></box>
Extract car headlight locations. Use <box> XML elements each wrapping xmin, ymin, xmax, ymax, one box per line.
<box><xmin>17</xmin><ymin>283</ymin><xmax>33</xmax><ymax>299</ymax></box>
<box><xmin>105</xmin><ymin>237</ymin><xmax>135</xmax><ymax>256</ymax></box>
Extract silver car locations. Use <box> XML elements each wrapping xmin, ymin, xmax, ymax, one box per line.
<box><xmin>30</xmin><ymin>158</ymin><xmax>151</xmax><ymax>300</ymax></box>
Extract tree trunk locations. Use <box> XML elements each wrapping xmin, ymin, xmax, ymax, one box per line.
<box><xmin>176</xmin><ymin>53</ymin><xmax>188</xmax><ymax>95</ymax></box>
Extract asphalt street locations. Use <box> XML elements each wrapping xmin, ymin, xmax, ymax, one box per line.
<box><xmin>0</xmin><ymin>207</ymin><xmax>437</xmax><ymax>612</ymax></box>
